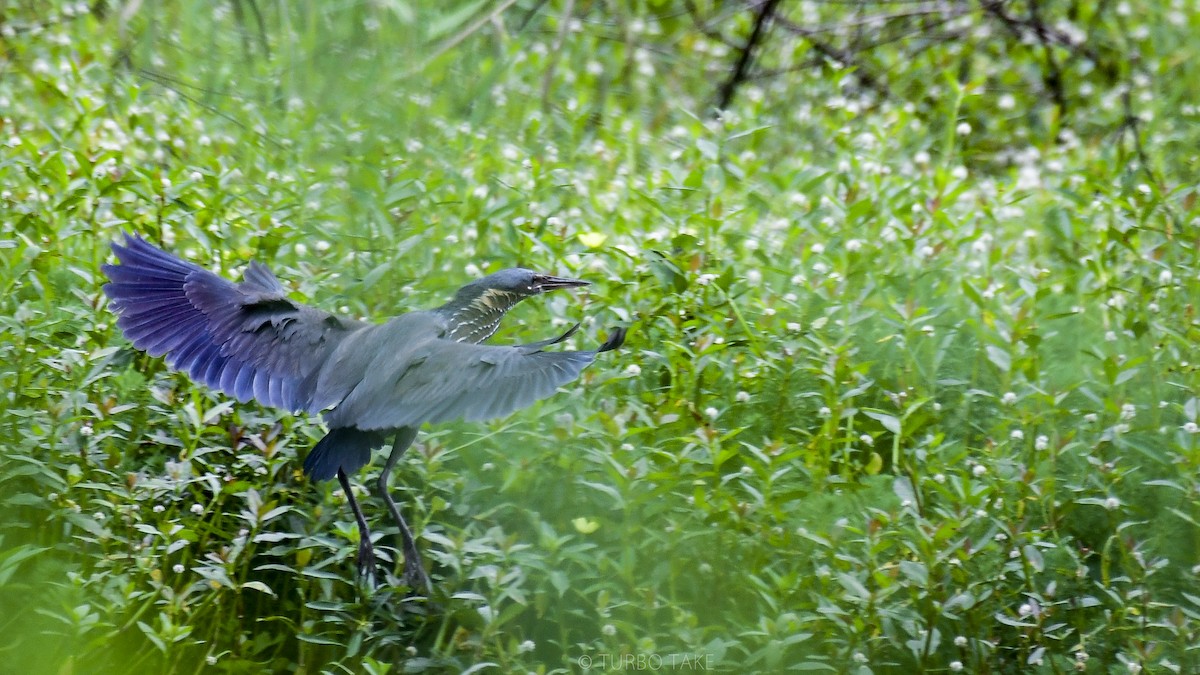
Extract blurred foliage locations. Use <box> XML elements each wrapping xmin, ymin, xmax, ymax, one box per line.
<box><xmin>2</xmin><ymin>0</ymin><xmax>1199</xmax><ymax>673</ymax></box>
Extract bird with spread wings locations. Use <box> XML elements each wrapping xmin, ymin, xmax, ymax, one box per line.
<box><xmin>102</xmin><ymin>234</ymin><xmax>626</xmax><ymax>592</ymax></box>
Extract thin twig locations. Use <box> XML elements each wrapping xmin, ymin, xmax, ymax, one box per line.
<box><xmin>715</xmin><ymin>0</ymin><xmax>783</xmax><ymax>112</ymax></box>
<box><xmin>410</xmin><ymin>0</ymin><xmax>522</xmax><ymax>77</ymax></box>
<box><xmin>129</xmin><ymin>68</ymin><xmax>286</xmax><ymax>149</ymax></box>
<box><xmin>541</xmin><ymin>0</ymin><xmax>577</xmax><ymax>111</ymax></box>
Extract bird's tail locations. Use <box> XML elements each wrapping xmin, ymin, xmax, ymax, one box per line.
<box><xmin>597</xmin><ymin>327</ymin><xmax>627</xmax><ymax>353</ymax></box>
<box><xmin>303</xmin><ymin>427</ymin><xmax>387</xmax><ymax>481</ymax></box>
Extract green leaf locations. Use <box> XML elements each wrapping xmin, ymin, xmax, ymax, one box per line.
<box><xmin>242</xmin><ymin>581</ymin><xmax>276</xmax><ymax>597</ymax></box>
<box><xmin>862</xmin><ymin>409</ymin><xmax>900</xmax><ymax>435</ymax></box>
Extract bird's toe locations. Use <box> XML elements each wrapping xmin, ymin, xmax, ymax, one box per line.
<box><xmin>356</xmin><ymin>539</ymin><xmax>378</xmax><ymax>585</ymax></box>
<box><xmin>402</xmin><ymin>560</ymin><xmax>433</xmax><ymax>595</ymax></box>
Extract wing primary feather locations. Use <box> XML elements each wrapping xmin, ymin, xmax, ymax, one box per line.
<box><xmin>103</xmin><ymin>234</ymin><xmax>363</xmax><ymax>411</ymax></box>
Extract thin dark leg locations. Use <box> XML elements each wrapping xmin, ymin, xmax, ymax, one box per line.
<box><xmin>337</xmin><ymin>468</ymin><xmax>376</xmax><ymax>586</ymax></box>
<box><xmin>376</xmin><ymin>427</ymin><xmax>431</xmax><ymax>593</ymax></box>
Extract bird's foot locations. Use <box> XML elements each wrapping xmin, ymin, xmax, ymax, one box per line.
<box><xmin>401</xmin><ymin>556</ymin><xmax>433</xmax><ymax>596</ymax></box>
<box><xmin>356</xmin><ymin>537</ymin><xmax>378</xmax><ymax>587</ymax></box>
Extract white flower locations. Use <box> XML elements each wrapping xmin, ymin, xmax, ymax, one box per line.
<box><xmin>1184</xmin><ymin>422</ymin><xmax>1199</xmax><ymax>434</ymax></box>
<box><xmin>696</xmin><ymin>273</ymin><xmax>718</xmax><ymax>286</ymax></box>
<box><xmin>786</xmin><ymin>322</ymin><xmax>801</xmax><ymax>332</ymax></box>
<box><xmin>846</xmin><ymin>239</ymin><xmax>863</xmax><ymax>252</ymax></box>
<box><xmin>956</xmin><ymin>122</ymin><xmax>972</xmax><ymax>136</ymax></box>
<box><xmin>1084</xmin><ymin>413</ymin><xmax>1099</xmax><ymax>423</ymax></box>
<box><xmin>736</xmin><ymin>391</ymin><xmax>751</xmax><ymax>403</ymax></box>
<box><xmin>624</xmin><ymin>364</ymin><xmax>641</xmax><ymax>376</ymax></box>
<box><xmin>94</xmin><ymin>511</ymin><xmax>106</xmax><ymax>521</ymax></box>
<box><xmin>173</xmin><ymin>564</ymin><xmax>185</xmax><ymax>574</ymax></box>
<box><xmin>954</xmin><ymin>636</ymin><xmax>967</xmax><ymax>647</ymax></box>
<box><xmin>1002</xmin><ymin>391</ymin><xmax>1017</xmax><ymax>405</ymax></box>
<box><xmin>810</xmin><ymin>243</ymin><xmax>825</xmax><ymax>255</ymax></box>
<box><xmin>949</xmin><ymin>661</ymin><xmax>963</xmax><ymax>672</ymax></box>
<box><xmin>1120</xmin><ymin>403</ymin><xmax>1136</xmax><ymax>420</ymax></box>
<box><xmin>1018</xmin><ymin>603</ymin><xmax>1034</xmax><ymax>616</ymax></box>
<box><xmin>852</xmin><ymin>652</ymin><xmax>868</xmax><ymax>664</ymax></box>
<box><xmin>601</xmin><ymin>624</ymin><xmax>617</xmax><ymax>636</ymax></box>
<box><xmin>518</xmin><ymin>640</ymin><xmax>535</xmax><ymax>653</ymax></box>
<box><xmin>1104</xmin><ymin>497</ymin><xmax>1121</xmax><ymax>510</ymax></box>
<box><xmin>972</xmin><ymin>465</ymin><xmax>987</xmax><ymax>477</ymax></box>
<box><xmin>1035</xmin><ymin>435</ymin><xmax>1049</xmax><ymax>451</ymax></box>
<box><xmin>859</xmin><ymin>434</ymin><xmax>874</xmax><ymax>447</ymax></box>
<box><xmin>153</xmin><ymin>504</ymin><xmax>165</xmax><ymax>513</ymax></box>
<box><xmin>818</xmin><ymin>406</ymin><xmax>832</xmax><ymax>418</ymax></box>
<box><xmin>705</xmin><ymin>407</ymin><xmax>719</xmax><ymax>420</ymax></box>
<box><xmin>1011</xmin><ymin>429</ymin><xmax>1024</xmax><ymax>441</ymax></box>
<box><xmin>934</xmin><ymin>474</ymin><xmax>946</xmax><ymax>484</ymax></box>
<box><xmin>190</xmin><ymin>503</ymin><xmax>204</xmax><ymax>515</ymax></box>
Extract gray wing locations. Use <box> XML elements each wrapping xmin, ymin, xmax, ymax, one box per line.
<box><xmin>328</xmin><ymin>327</ymin><xmax>626</xmax><ymax>430</ymax></box>
<box><xmin>102</xmin><ymin>234</ymin><xmax>366</xmax><ymax>413</ymax></box>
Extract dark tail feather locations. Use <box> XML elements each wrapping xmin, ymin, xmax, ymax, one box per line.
<box><xmin>597</xmin><ymin>327</ymin><xmax>627</xmax><ymax>353</ymax></box>
<box><xmin>303</xmin><ymin>427</ymin><xmax>387</xmax><ymax>481</ymax></box>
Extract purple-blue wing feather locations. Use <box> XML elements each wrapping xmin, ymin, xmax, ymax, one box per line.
<box><xmin>102</xmin><ymin>234</ymin><xmax>365</xmax><ymax>412</ymax></box>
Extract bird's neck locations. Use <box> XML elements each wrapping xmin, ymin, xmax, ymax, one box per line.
<box><xmin>437</xmin><ymin>288</ymin><xmax>524</xmax><ymax>343</ymax></box>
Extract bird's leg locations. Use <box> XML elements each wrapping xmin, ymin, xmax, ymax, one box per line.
<box><xmin>377</xmin><ymin>427</ymin><xmax>432</xmax><ymax>594</ymax></box>
<box><xmin>337</xmin><ymin>468</ymin><xmax>377</xmax><ymax>586</ymax></box>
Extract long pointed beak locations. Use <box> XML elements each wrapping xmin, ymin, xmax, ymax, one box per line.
<box><xmin>533</xmin><ymin>274</ymin><xmax>590</xmax><ymax>292</ymax></box>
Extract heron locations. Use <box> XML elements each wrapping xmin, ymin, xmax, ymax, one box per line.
<box><xmin>101</xmin><ymin>233</ymin><xmax>626</xmax><ymax>592</ymax></box>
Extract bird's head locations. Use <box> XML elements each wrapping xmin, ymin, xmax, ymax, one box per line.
<box><xmin>476</xmin><ymin>267</ymin><xmax>590</xmax><ymax>296</ymax></box>
<box><xmin>439</xmin><ymin>268</ymin><xmax>589</xmax><ymax>343</ymax></box>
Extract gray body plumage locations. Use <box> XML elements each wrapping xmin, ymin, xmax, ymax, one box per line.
<box><xmin>101</xmin><ymin>234</ymin><xmax>625</xmax><ymax>590</ymax></box>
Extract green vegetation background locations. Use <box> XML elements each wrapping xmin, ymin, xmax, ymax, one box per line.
<box><xmin>1</xmin><ymin>1</ymin><xmax>1199</xmax><ymax>673</ymax></box>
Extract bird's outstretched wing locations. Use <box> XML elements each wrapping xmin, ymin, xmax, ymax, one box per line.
<box><xmin>328</xmin><ymin>327</ymin><xmax>626</xmax><ymax>430</ymax></box>
<box><xmin>102</xmin><ymin>234</ymin><xmax>366</xmax><ymax>413</ymax></box>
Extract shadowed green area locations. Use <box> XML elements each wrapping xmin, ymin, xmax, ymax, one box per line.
<box><xmin>2</xmin><ymin>1</ymin><xmax>1200</xmax><ymax>673</ymax></box>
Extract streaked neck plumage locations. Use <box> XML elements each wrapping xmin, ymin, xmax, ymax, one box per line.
<box><xmin>437</xmin><ymin>286</ymin><xmax>526</xmax><ymax>343</ymax></box>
